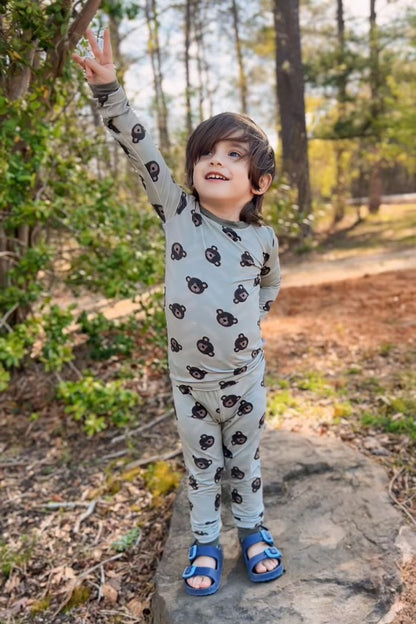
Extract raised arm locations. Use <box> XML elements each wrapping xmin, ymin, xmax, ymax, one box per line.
<box><xmin>73</xmin><ymin>29</ymin><xmax>185</xmax><ymax>223</ymax></box>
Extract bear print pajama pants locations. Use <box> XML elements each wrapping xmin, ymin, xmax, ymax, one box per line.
<box><xmin>172</xmin><ymin>359</ymin><xmax>267</xmax><ymax>544</ymax></box>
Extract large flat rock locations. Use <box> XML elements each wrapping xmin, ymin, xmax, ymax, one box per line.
<box><xmin>152</xmin><ymin>430</ymin><xmax>416</xmax><ymax>624</ymax></box>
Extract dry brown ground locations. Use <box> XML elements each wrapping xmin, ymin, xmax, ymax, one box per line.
<box><xmin>263</xmin><ymin>269</ymin><xmax>416</xmax><ymax>624</ymax></box>
<box><xmin>1</xmin><ymin>267</ymin><xmax>416</xmax><ymax>623</ymax></box>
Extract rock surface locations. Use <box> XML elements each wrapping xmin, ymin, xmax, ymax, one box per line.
<box><xmin>152</xmin><ymin>430</ymin><xmax>416</xmax><ymax>624</ymax></box>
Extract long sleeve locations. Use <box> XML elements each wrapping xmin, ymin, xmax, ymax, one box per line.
<box><xmin>259</xmin><ymin>228</ymin><xmax>280</xmax><ymax>321</ymax></box>
<box><xmin>91</xmin><ymin>82</ymin><xmax>185</xmax><ymax>224</ymax></box>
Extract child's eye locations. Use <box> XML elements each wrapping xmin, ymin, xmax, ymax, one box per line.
<box><xmin>229</xmin><ymin>151</ymin><xmax>242</xmax><ymax>159</ymax></box>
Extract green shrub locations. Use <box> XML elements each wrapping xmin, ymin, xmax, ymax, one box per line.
<box><xmin>57</xmin><ymin>375</ymin><xmax>140</xmax><ymax>435</ymax></box>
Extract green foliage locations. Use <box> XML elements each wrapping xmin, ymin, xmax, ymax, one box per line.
<box><xmin>58</xmin><ymin>374</ymin><xmax>140</xmax><ymax>436</ymax></box>
<box><xmin>64</xmin><ymin>185</ymin><xmax>165</xmax><ymax>299</ymax></box>
<box><xmin>361</xmin><ymin>405</ymin><xmax>416</xmax><ymax>440</ymax></box>
<box><xmin>0</xmin><ymin>535</ymin><xmax>36</xmax><ymax>579</ymax></box>
<box><xmin>294</xmin><ymin>371</ymin><xmax>334</xmax><ymax>397</ymax></box>
<box><xmin>137</xmin><ymin>290</ymin><xmax>167</xmax><ymax>353</ymax></box>
<box><xmin>30</xmin><ymin>596</ymin><xmax>52</xmax><ymax>615</ymax></box>
<box><xmin>302</xmin><ymin>5</ymin><xmax>416</xmax><ymax>204</ymax></box>
<box><xmin>0</xmin><ymin>320</ymin><xmax>38</xmax><ymax>369</ymax></box>
<box><xmin>264</xmin><ymin>179</ymin><xmax>312</xmax><ymax>244</ymax></box>
<box><xmin>63</xmin><ymin>585</ymin><xmax>92</xmax><ymax>612</ymax></box>
<box><xmin>78</xmin><ymin>312</ymin><xmax>137</xmax><ymax>361</ymax></box>
<box><xmin>39</xmin><ymin>305</ymin><xmax>76</xmax><ymax>372</ymax></box>
<box><xmin>0</xmin><ymin>2</ymin><xmax>166</xmax><ymax>444</ymax></box>
<box><xmin>111</xmin><ymin>526</ymin><xmax>141</xmax><ymax>553</ymax></box>
<box><xmin>101</xmin><ymin>0</ymin><xmax>142</xmax><ymax>21</ymax></box>
<box><xmin>0</xmin><ymin>364</ymin><xmax>11</xmax><ymax>392</ymax></box>
<box><xmin>267</xmin><ymin>389</ymin><xmax>299</xmax><ymax>418</ymax></box>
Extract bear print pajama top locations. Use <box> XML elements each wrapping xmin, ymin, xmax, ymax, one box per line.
<box><xmin>94</xmin><ymin>84</ymin><xmax>281</xmax><ymax>540</ymax></box>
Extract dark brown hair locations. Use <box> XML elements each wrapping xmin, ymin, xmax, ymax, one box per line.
<box><xmin>185</xmin><ymin>112</ymin><xmax>276</xmax><ymax>225</ymax></box>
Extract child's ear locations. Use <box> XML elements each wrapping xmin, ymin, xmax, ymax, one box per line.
<box><xmin>252</xmin><ymin>173</ymin><xmax>273</xmax><ymax>196</ymax></box>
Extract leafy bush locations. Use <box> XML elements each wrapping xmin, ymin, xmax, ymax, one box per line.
<box><xmin>0</xmin><ymin>11</ymin><xmax>165</xmax><ymax>436</ymax></box>
<box><xmin>264</xmin><ymin>178</ymin><xmax>313</xmax><ymax>246</ymax></box>
<box><xmin>57</xmin><ymin>375</ymin><xmax>141</xmax><ymax>436</ymax></box>
<box><xmin>78</xmin><ymin>311</ymin><xmax>137</xmax><ymax>361</ymax></box>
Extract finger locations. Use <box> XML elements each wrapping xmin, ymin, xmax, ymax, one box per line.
<box><xmin>86</xmin><ymin>28</ymin><xmax>103</xmax><ymax>61</ymax></box>
<box><xmin>102</xmin><ymin>29</ymin><xmax>113</xmax><ymax>64</ymax></box>
<box><xmin>84</xmin><ymin>57</ymin><xmax>116</xmax><ymax>83</ymax></box>
<box><xmin>84</xmin><ymin>57</ymin><xmax>106</xmax><ymax>74</ymax></box>
<box><xmin>85</xmin><ymin>65</ymin><xmax>94</xmax><ymax>82</ymax></box>
<box><xmin>72</xmin><ymin>53</ymin><xmax>85</xmax><ymax>68</ymax></box>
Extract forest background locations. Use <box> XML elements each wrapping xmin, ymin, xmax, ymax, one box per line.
<box><xmin>1</xmin><ymin>0</ymin><xmax>416</xmax><ymax>432</ymax></box>
<box><xmin>1</xmin><ymin>1</ymin><xmax>416</xmax><ymax>621</ymax></box>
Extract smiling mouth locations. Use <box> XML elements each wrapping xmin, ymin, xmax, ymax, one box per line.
<box><xmin>206</xmin><ymin>173</ymin><xmax>228</xmax><ymax>181</ymax></box>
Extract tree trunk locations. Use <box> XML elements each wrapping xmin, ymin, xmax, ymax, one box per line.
<box><xmin>184</xmin><ymin>0</ymin><xmax>193</xmax><ymax>135</ymax></box>
<box><xmin>369</xmin><ymin>155</ymin><xmax>383</xmax><ymax>214</ymax></box>
<box><xmin>368</xmin><ymin>0</ymin><xmax>382</xmax><ymax>214</ymax></box>
<box><xmin>194</xmin><ymin>2</ymin><xmax>213</xmax><ymax>122</ymax></box>
<box><xmin>145</xmin><ymin>0</ymin><xmax>170</xmax><ymax>152</ymax></box>
<box><xmin>274</xmin><ymin>0</ymin><xmax>312</xmax><ymax>237</ymax></box>
<box><xmin>333</xmin><ymin>0</ymin><xmax>347</xmax><ymax>226</ymax></box>
<box><xmin>231</xmin><ymin>0</ymin><xmax>248</xmax><ymax>114</ymax></box>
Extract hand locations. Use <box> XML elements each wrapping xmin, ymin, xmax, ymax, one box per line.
<box><xmin>72</xmin><ymin>29</ymin><xmax>117</xmax><ymax>85</ymax></box>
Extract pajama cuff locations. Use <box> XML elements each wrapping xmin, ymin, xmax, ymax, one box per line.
<box><xmin>90</xmin><ymin>80</ymin><xmax>120</xmax><ymax>97</ymax></box>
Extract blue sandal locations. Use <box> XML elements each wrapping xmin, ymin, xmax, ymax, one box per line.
<box><xmin>182</xmin><ymin>543</ymin><xmax>223</xmax><ymax>596</ymax></box>
<box><xmin>241</xmin><ymin>527</ymin><xmax>284</xmax><ymax>582</ymax></box>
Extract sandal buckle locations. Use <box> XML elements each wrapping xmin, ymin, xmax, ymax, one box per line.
<box><xmin>183</xmin><ymin>565</ymin><xmax>196</xmax><ymax>579</ymax></box>
<box><xmin>260</xmin><ymin>529</ymin><xmax>273</xmax><ymax>545</ymax></box>
<box><xmin>188</xmin><ymin>544</ymin><xmax>198</xmax><ymax>561</ymax></box>
<box><xmin>265</xmin><ymin>546</ymin><xmax>280</xmax><ymax>558</ymax></box>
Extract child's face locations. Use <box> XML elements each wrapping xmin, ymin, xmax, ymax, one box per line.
<box><xmin>192</xmin><ymin>136</ymin><xmax>258</xmax><ymax>217</ymax></box>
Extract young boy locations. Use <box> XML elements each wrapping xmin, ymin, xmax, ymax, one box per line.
<box><xmin>74</xmin><ymin>28</ymin><xmax>284</xmax><ymax>596</ymax></box>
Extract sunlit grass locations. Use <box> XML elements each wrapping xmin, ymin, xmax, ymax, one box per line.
<box><xmin>293</xmin><ymin>370</ymin><xmax>335</xmax><ymax>397</ymax></box>
<box><xmin>314</xmin><ymin>203</ymin><xmax>416</xmax><ymax>255</ymax></box>
<box><xmin>267</xmin><ymin>388</ymin><xmax>299</xmax><ymax>418</ymax></box>
<box><xmin>361</xmin><ymin>411</ymin><xmax>416</xmax><ymax>440</ymax></box>
<box><xmin>266</xmin><ymin>355</ymin><xmax>416</xmax><ymax>440</ymax></box>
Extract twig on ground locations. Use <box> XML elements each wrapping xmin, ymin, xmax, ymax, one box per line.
<box><xmin>102</xmin><ymin>449</ymin><xmax>128</xmax><ymax>460</ymax></box>
<box><xmin>0</xmin><ymin>460</ymin><xmax>30</xmax><ymax>468</ymax></box>
<box><xmin>51</xmin><ymin>552</ymin><xmax>124</xmax><ymax>617</ymax></box>
<box><xmin>95</xmin><ymin>520</ymin><xmax>104</xmax><ymax>544</ymax></box>
<box><xmin>110</xmin><ymin>410</ymin><xmax>174</xmax><ymax>445</ymax></box>
<box><xmin>42</xmin><ymin>501</ymin><xmax>93</xmax><ymax>510</ymax></box>
<box><xmin>388</xmin><ymin>468</ymin><xmax>416</xmax><ymax>526</ymax></box>
<box><xmin>73</xmin><ymin>499</ymin><xmax>98</xmax><ymax>533</ymax></box>
<box><xmin>124</xmin><ymin>447</ymin><xmax>182</xmax><ymax>469</ymax></box>
<box><xmin>3</xmin><ymin>492</ymin><xmax>35</xmax><ymax>506</ymax></box>
<box><xmin>97</xmin><ymin>564</ymin><xmax>105</xmax><ymax>601</ymax></box>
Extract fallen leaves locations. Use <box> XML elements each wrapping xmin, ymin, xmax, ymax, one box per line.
<box><xmin>1</xmin><ymin>268</ymin><xmax>416</xmax><ymax>622</ymax></box>
<box><xmin>0</xmin><ymin>372</ymin><xmax>179</xmax><ymax>623</ymax></box>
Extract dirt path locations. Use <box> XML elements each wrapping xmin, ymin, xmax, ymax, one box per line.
<box><xmin>281</xmin><ymin>246</ymin><xmax>415</xmax><ymax>288</ymax></box>
<box><xmin>53</xmin><ymin>246</ymin><xmax>416</xmax><ymax>325</ymax></box>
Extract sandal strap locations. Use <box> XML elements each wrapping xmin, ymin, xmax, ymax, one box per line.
<box><xmin>183</xmin><ymin>565</ymin><xmax>220</xmax><ymax>581</ymax></box>
<box><xmin>246</xmin><ymin>546</ymin><xmax>282</xmax><ymax>572</ymax></box>
<box><xmin>241</xmin><ymin>527</ymin><xmax>274</xmax><ymax>551</ymax></box>
<box><xmin>188</xmin><ymin>543</ymin><xmax>222</xmax><ymax>563</ymax></box>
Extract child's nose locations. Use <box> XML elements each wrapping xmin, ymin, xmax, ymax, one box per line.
<box><xmin>209</xmin><ymin>153</ymin><xmax>223</xmax><ymax>166</ymax></box>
